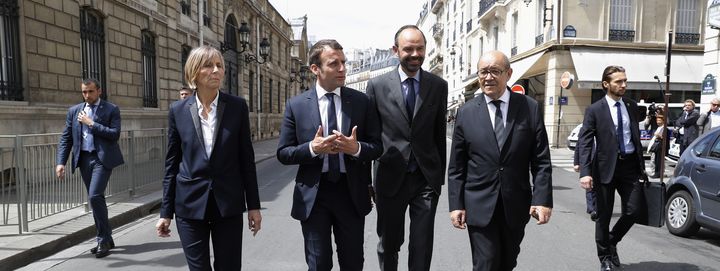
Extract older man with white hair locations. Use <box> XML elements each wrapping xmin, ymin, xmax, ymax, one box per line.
<box><xmin>698</xmin><ymin>97</ymin><xmax>720</xmax><ymax>136</ymax></box>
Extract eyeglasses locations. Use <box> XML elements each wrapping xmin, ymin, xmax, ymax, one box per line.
<box><xmin>478</xmin><ymin>69</ymin><xmax>505</xmax><ymax>78</ymax></box>
<box><xmin>712</xmin><ymin>103</ymin><xmax>720</xmax><ymax>106</ymax></box>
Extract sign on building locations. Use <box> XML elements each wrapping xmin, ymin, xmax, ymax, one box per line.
<box><xmin>702</xmin><ymin>74</ymin><xmax>716</xmax><ymax>94</ymax></box>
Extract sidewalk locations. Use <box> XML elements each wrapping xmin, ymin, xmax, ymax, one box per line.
<box><xmin>0</xmin><ymin>138</ymin><xmax>279</xmax><ymax>271</ymax></box>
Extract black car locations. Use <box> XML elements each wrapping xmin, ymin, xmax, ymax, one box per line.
<box><xmin>665</xmin><ymin>128</ymin><xmax>720</xmax><ymax>236</ymax></box>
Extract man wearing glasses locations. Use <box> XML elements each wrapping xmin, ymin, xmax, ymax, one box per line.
<box><xmin>447</xmin><ymin>51</ymin><xmax>552</xmax><ymax>270</ymax></box>
<box><xmin>698</xmin><ymin>98</ymin><xmax>720</xmax><ymax>135</ymax></box>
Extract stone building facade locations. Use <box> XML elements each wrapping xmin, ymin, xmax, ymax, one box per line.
<box><xmin>427</xmin><ymin>0</ymin><xmax>707</xmax><ymax>146</ymax></box>
<box><xmin>0</xmin><ymin>0</ymin><xmax>305</xmax><ymax>140</ymax></box>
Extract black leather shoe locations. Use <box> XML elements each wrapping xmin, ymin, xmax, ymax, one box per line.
<box><xmin>90</xmin><ymin>240</ymin><xmax>114</xmax><ymax>254</ymax></box>
<box><xmin>94</xmin><ymin>242</ymin><xmax>113</xmax><ymax>258</ymax></box>
<box><xmin>590</xmin><ymin>211</ymin><xmax>599</xmax><ymax>222</ymax></box>
<box><xmin>610</xmin><ymin>245</ymin><xmax>621</xmax><ymax>267</ymax></box>
<box><xmin>600</xmin><ymin>257</ymin><xmax>614</xmax><ymax>271</ymax></box>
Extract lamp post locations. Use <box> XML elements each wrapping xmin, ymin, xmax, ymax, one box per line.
<box><xmin>289</xmin><ymin>65</ymin><xmax>309</xmax><ymax>94</ymax></box>
<box><xmin>220</xmin><ymin>22</ymin><xmax>270</xmax><ymax>64</ymax></box>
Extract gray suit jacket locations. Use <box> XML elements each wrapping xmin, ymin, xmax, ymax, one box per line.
<box><xmin>366</xmin><ymin>68</ymin><xmax>448</xmax><ymax>197</ymax></box>
<box><xmin>697</xmin><ymin>111</ymin><xmax>719</xmax><ymax>136</ymax></box>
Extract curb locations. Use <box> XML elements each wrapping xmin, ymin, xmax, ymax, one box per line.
<box><xmin>1</xmin><ymin>154</ymin><xmax>276</xmax><ymax>271</ymax></box>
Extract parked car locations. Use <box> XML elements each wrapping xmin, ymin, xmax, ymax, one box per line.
<box><xmin>566</xmin><ymin>123</ymin><xmax>652</xmax><ymax>157</ymax></box>
<box><xmin>664</xmin><ymin>128</ymin><xmax>720</xmax><ymax>237</ymax></box>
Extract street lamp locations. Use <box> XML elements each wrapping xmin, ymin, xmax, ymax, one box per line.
<box><xmin>289</xmin><ymin>66</ymin><xmax>308</xmax><ymax>82</ymax></box>
<box><xmin>219</xmin><ymin>22</ymin><xmax>270</xmax><ymax>64</ymax></box>
<box><xmin>448</xmin><ymin>46</ymin><xmax>463</xmax><ymax>72</ymax></box>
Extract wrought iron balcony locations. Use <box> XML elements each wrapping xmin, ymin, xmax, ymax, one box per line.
<box><xmin>535</xmin><ymin>34</ymin><xmax>544</xmax><ymax>46</ymax></box>
<box><xmin>431</xmin><ymin>0</ymin><xmax>445</xmax><ymax>13</ymax></box>
<box><xmin>432</xmin><ymin>23</ymin><xmax>444</xmax><ymax>40</ymax></box>
<box><xmin>479</xmin><ymin>0</ymin><xmax>498</xmax><ymax>18</ymax></box>
<box><xmin>675</xmin><ymin>33</ymin><xmax>700</xmax><ymax>45</ymax></box>
<box><xmin>608</xmin><ymin>29</ymin><xmax>634</xmax><ymax>42</ymax></box>
<box><xmin>511</xmin><ymin>46</ymin><xmax>517</xmax><ymax>56</ymax></box>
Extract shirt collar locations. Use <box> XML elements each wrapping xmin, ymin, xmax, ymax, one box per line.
<box><xmin>195</xmin><ymin>91</ymin><xmax>219</xmax><ymax>110</ymax></box>
<box><xmin>86</xmin><ymin>99</ymin><xmax>101</xmax><ymax>107</ymax></box>
<box><xmin>605</xmin><ymin>95</ymin><xmax>622</xmax><ymax>106</ymax></box>
<box><xmin>398</xmin><ymin>65</ymin><xmax>420</xmax><ymax>83</ymax></box>
<box><xmin>315</xmin><ymin>82</ymin><xmax>341</xmax><ymax>100</ymax></box>
<box><xmin>483</xmin><ymin>88</ymin><xmax>510</xmax><ymax>105</ymax></box>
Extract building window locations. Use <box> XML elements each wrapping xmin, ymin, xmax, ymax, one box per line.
<box><xmin>609</xmin><ymin>0</ymin><xmax>635</xmax><ymax>41</ymax></box>
<box><xmin>0</xmin><ymin>0</ymin><xmax>23</xmax><ymax>101</ymax></box>
<box><xmin>675</xmin><ymin>0</ymin><xmax>700</xmax><ymax>44</ymax></box>
<box><xmin>249</xmin><ymin>71</ymin><xmax>254</xmax><ymax>111</ymax></box>
<box><xmin>80</xmin><ymin>7</ymin><xmax>107</xmax><ymax>100</ymax></box>
<box><xmin>202</xmin><ymin>0</ymin><xmax>210</xmax><ymax>26</ymax></box>
<box><xmin>479</xmin><ymin>37</ymin><xmax>484</xmax><ymax>56</ymax></box>
<box><xmin>493</xmin><ymin>26</ymin><xmax>499</xmax><ymax>50</ymax></box>
<box><xmin>511</xmin><ymin>12</ymin><xmax>518</xmax><ymax>56</ymax></box>
<box><xmin>536</xmin><ymin>0</ymin><xmax>546</xmax><ymax>46</ymax></box>
<box><xmin>467</xmin><ymin>45</ymin><xmax>472</xmax><ymax>76</ymax></box>
<box><xmin>259</xmin><ymin>75</ymin><xmax>263</xmax><ymax>112</ymax></box>
<box><xmin>277</xmin><ymin>81</ymin><xmax>281</xmax><ymax>112</ymax></box>
<box><xmin>224</xmin><ymin>16</ymin><xmax>239</xmax><ymax>96</ymax></box>
<box><xmin>269</xmin><ymin>78</ymin><xmax>273</xmax><ymax>113</ymax></box>
<box><xmin>141</xmin><ymin>31</ymin><xmax>157</xmax><ymax>108</ymax></box>
<box><xmin>181</xmin><ymin>45</ymin><xmax>191</xmax><ymax>85</ymax></box>
<box><xmin>180</xmin><ymin>0</ymin><xmax>191</xmax><ymax>16</ymax></box>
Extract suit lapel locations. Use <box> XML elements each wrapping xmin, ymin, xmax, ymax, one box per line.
<box><xmin>599</xmin><ymin>98</ymin><xmax>616</xmax><ymax>138</ymax></box>
<box><xmin>187</xmin><ymin>96</ymin><xmax>206</xmax><ymax>157</ymax></box>
<box><xmin>415</xmin><ymin>71</ymin><xmax>429</xmax><ymax>117</ymax></box>
<box><xmin>209</xmin><ymin>93</ymin><xmax>226</xmax><ymax>159</ymax></box>
<box><xmin>388</xmin><ymin>69</ymin><xmax>410</xmax><ymax>123</ymax></box>
<box><xmin>340</xmin><ymin>87</ymin><xmax>352</xmax><ymax>136</ymax></box>
<box><xmin>499</xmin><ymin>91</ymin><xmax>519</xmax><ymax>153</ymax></box>
<box><xmin>476</xmin><ymin>96</ymin><xmax>501</xmax><ymax>157</ymax></box>
<box><xmin>306</xmin><ymin>88</ymin><xmax>322</xmax><ymax>133</ymax></box>
<box><xmin>75</xmin><ymin>104</ymin><xmax>83</xmax><ymax>141</ymax></box>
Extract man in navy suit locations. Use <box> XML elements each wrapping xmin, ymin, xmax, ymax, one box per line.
<box><xmin>578</xmin><ymin>66</ymin><xmax>645</xmax><ymax>271</ymax></box>
<box><xmin>277</xmin><ymin>39</ymin><xmax>382</xmax><ymax>271</ymax></box>
<box><xmin>448</xmin><ymin>51</ymin><xmax>552</xmax><ymax>271</ymax></box>
<box><xmin>56</xmin><ymin>78</ymin><xmax>124</xmax><ymax>258</ymax></box>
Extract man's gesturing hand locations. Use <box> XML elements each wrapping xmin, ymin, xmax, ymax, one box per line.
<box><xmin>332</xmin><ymin>126</ymin><xmax>360</xmax><ymax>155</ymax></box>
<box><xmin>310</xmin><ymin>125</ymin><xmax>338</xmax><ymax>155</ymax></box>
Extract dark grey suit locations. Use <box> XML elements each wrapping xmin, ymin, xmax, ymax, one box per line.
<box><xmin>448</xmin><ymin>90</ymin><xmax>552</xmax><ymax>270</ymax></box>
<box><xmin>675</xmin><ymin>109</ymin><xmax>699</xmax><ymax>155</ymax></box>
<box><xmin>366</xmin><ymin>68</ymin><xmax>447</xmax><ymax>271</ymax></box>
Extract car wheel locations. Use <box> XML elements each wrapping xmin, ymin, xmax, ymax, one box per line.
<box><xmin>665</xmin><ymin>190</ymin><xmax>700</xmax><ymax>237</ymax></box>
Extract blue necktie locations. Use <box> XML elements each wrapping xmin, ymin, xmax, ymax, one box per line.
<box><xmin>404</xmin><ymin>78</ymin><xmax>418</xmax><ymax>172</ymax></box>
<box><xmin>405</xmin><ymin>78</ymin><xmax>416</xmax><ymax>120</ymax></box>
<box><xmin>615</xmin><ymin>101</ymin><xmax>626</xmax><ymax>154</ymax></box>
<box><xmin>325</xmin><ymin>93</ymin><xmax>340</xmax><ymax>182</ymax></box>
<box><xmin>82</xmin><ymin>104</ymin><xmax>96</xmax><ymax>151</ymax></box>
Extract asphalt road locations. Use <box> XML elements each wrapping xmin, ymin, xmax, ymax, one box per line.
<box><xmin>19</xmin><ymin>143</ymin><xmax>720</xmax><ymax>271</ymax></box>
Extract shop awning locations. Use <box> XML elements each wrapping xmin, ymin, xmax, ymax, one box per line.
<box><xmin>508</xmin><ymin>52</ymin><xmax>544</xmax><ymax>85</ymax></box>
<box><xmin>570</xmin><ymin>48</ymin><xmax>703</xmax><ymax>90</ymax></box>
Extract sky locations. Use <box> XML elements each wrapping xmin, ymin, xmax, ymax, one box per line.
<box><xmin>268</xmin><ymin>0</ymin><xmax>423</xmax><ymax>51</ymax></box>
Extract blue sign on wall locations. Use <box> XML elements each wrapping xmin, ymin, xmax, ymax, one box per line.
<box><xmin>559</xmin><ymin>96</ymin><xmax>568</xmax><ymax>105</ymax></box>
<box><xmin>702</xmin><ymin>74</ymin><xmax>716</xmax><ymax>95</ymax></box>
